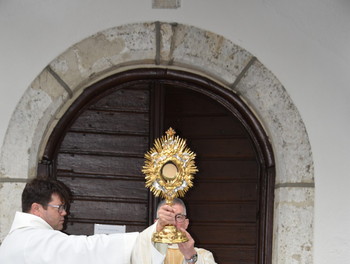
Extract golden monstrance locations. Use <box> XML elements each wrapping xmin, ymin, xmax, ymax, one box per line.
<box><xmin>143</xmin><ymin>127</ymin><xmax>198</xmax><ymax>243</ymax></box>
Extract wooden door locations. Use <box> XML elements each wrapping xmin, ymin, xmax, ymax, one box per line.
<box><xmin>40</xmin><ymin>69</ymin><xmax>274</xmax><ymax>264</ymax></box>
<box><xmin>163</xmin><ymin>85</ymin><xmax>259</xmax><ymax>263</ymax></box>
<box><xmin>55</xmin><ymin>83</ymin><xmax>152</xmax><ymax>233</ymax></box>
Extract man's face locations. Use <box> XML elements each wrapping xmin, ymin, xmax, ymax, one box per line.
<box><xmin>173</xmin><ymin>203</ymin><xmax>189</xmax><ymax>230</ymax></box>
<box><xmin>38</xmin><ymin>193</ymin><xmax>67</xmax><ymax>230</ymax></box>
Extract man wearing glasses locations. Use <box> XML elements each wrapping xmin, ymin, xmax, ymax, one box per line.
<box><xmin>132</xmin><ymin>198</ymin><xmax>217</xmax><ymax>263</ymax></box>
<box><xmin>0</xmin><ymin>179</ymin><xmax>175</xmax><ymax>264</ymax></box>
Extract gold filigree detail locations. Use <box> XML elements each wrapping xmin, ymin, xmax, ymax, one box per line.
<box><xmin>152</xmin><ymin>225</ymin><xmax>188</xmax><ymax>244</ymax></box>
<box><xmin>143</xmin><ymin>127</ymin><xmax>198</xmax><ymax>203</ymax></box>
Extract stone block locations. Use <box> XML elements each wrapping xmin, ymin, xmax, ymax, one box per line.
<box><xmin>0</xmin><ymin>182</ymin><xmax>24</xmax><ymax>242</ymax></box>
<box><xmin>160</xmin><ymin>23</ymin><xmax>253</xmax><ymax>84</ymax></box>
<box><xmin>49</xmin><ymin>23</ymin><xmax>157</xmax><ymax>92</ymax></box>
<box><xmin>235</xmin><ymin>59</ymin><xmax>314</xmax><ymax>184</ymax></box>
<box><xmin>152</xmin><ymin>0</ymin><xmax>180</xmax><ymax>9</ymax></box>
<box><xmin>273</xmin><ymin>187</ymin><xmax>314</xmax><ymax>263</ymax></box>
<box><xmin>0</xmin><ymin>68</ymin><xmax>68</xmax><ymax>179</ymax></box>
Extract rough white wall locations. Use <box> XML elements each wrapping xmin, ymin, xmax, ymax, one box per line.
<box><xmin>0</xmin><ymin>1</ymin><xmax>349</xmax><ymax>263</ymax></box>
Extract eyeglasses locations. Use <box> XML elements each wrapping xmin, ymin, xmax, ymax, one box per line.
<box><xmin>175</xmin><ymin>213</ymin><xmax>187</xmax><ymax>223</ymax></box>
<box><xmin>47</xmin><ymin>204</ymin><xmax>67</xmax><ymax>213</ymax></box>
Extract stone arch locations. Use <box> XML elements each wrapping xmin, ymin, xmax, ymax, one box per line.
<box><xmin>0</xmin><ymin>22</ymin><xmax>314</xmax><ymax>263</ymax></box>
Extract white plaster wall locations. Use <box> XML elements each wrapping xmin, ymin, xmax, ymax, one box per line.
<box><xmin>0</xmin><ymin>1</ymin><xmax>349</xmax><ymax>263</ymax></box>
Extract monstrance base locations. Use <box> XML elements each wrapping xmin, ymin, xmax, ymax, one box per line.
<box><xmin>152</xmin><ymin>225</ymin><xmax>188</xmax><ymax>244</ymax></box>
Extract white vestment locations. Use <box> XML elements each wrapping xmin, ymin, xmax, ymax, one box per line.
<box><xmin>132</xmin><ymin>235</ymin><xmax>217</xmax><ymax>264</ymax></box>
<box><xmin>0</xmin><ymin>212</ymin><xmax>163</xmax><ymax>264</ymax></box>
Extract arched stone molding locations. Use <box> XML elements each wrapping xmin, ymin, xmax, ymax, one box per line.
<box><xmin>0</xmin><ymin>22</ymin><xmax>314</xmax><ymax>263</ymax></box>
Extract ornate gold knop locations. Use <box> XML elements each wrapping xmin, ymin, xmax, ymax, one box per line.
<box><xmin>143</xmin><ymin>127</ymin><xmax>198</xmax><ymax>243</ymax></box>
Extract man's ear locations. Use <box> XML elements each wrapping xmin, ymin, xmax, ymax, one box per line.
<box><xmin>30</xmin><ymin>203</ymin><xmax>42</xmax><ymax>216</ymax></box>
<box><xmin>184</xmin><ymin>218</ymin><xmax>189</xmax><ymax>229</ymax></box>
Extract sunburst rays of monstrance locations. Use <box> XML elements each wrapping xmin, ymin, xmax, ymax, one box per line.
<box><xmin>142</xmin><ymin>128</ymin><xmax>198</xmax><ymax>243</ymax></box>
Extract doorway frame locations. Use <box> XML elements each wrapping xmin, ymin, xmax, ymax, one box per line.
<box><xmin>39</xmin><ymin>68</ymin><xmax>276</xmax><ymax>263</ymax></box>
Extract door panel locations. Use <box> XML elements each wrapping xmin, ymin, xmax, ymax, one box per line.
<box><xmin>190</xmin><ymin>137</ymin><xmax>256</xmax><ymax>157</ymax></box>
<box><xmin>196</xmin><ymin>159</ymin><xmax>258</xmax><ymax>179</ymax></box>
<box><xmin>61</xmin><ymin>176</ymin><xmax>147</xmax><ymax>200</ymax></box>
<box><xmin>57</xmin><ymin>154</ymin><xmax>145</xmax><ymax>176</ymax></box>
<box><xmin>56</xmin><ymin>84</ymin><xmax>151</xmax><ymax>235</ymax></box>
<box><xmin>163</xmin><ymin>86</ymin><xmax>259</xmax><ymax>263</ymax></box>
<box><xmin>70</xmin><ymin>110</ymin><xmax>149</xmax><ymax>133</ymax></box>
<box><xmin>60</xmin><ymin>133</ymin><xmax>149</xmax><ymax>156</ymax></box>
<box><xmin>188</xmin><ymin>202</ymin><xmax>256</xmax><ymax>222</ymax></box>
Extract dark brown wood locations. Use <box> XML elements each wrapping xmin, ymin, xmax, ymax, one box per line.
<box><xmin>40</xmin><ymin>68</ymin><xmax>275</xmax><ymax>264</ymax></box>
<box><xmin>162</xmin><ymin>85</ymin><xmax>259</xmax><ymax>264</ymax></box>
<box><xmin>51</xmin><ymin>84</ymin><xmax>152</xmax><ymax>237</ymax></box>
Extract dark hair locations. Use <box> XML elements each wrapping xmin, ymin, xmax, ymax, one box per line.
<box><xmin>22</xmin><ymin>179</ymin><xmax>71</xmax><ymax>213</ymax></box>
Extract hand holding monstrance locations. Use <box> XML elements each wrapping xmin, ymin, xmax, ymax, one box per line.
<box><xmin>143</xmin><ymin>128</ymin><xmax>198</xmax><ymax>243</ymax></box>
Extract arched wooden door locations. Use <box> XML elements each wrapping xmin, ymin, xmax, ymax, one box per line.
<box><xmin>39</xmin><ymin>69</ymin><xmax>275</xmax><ymax>264</ymax></box>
